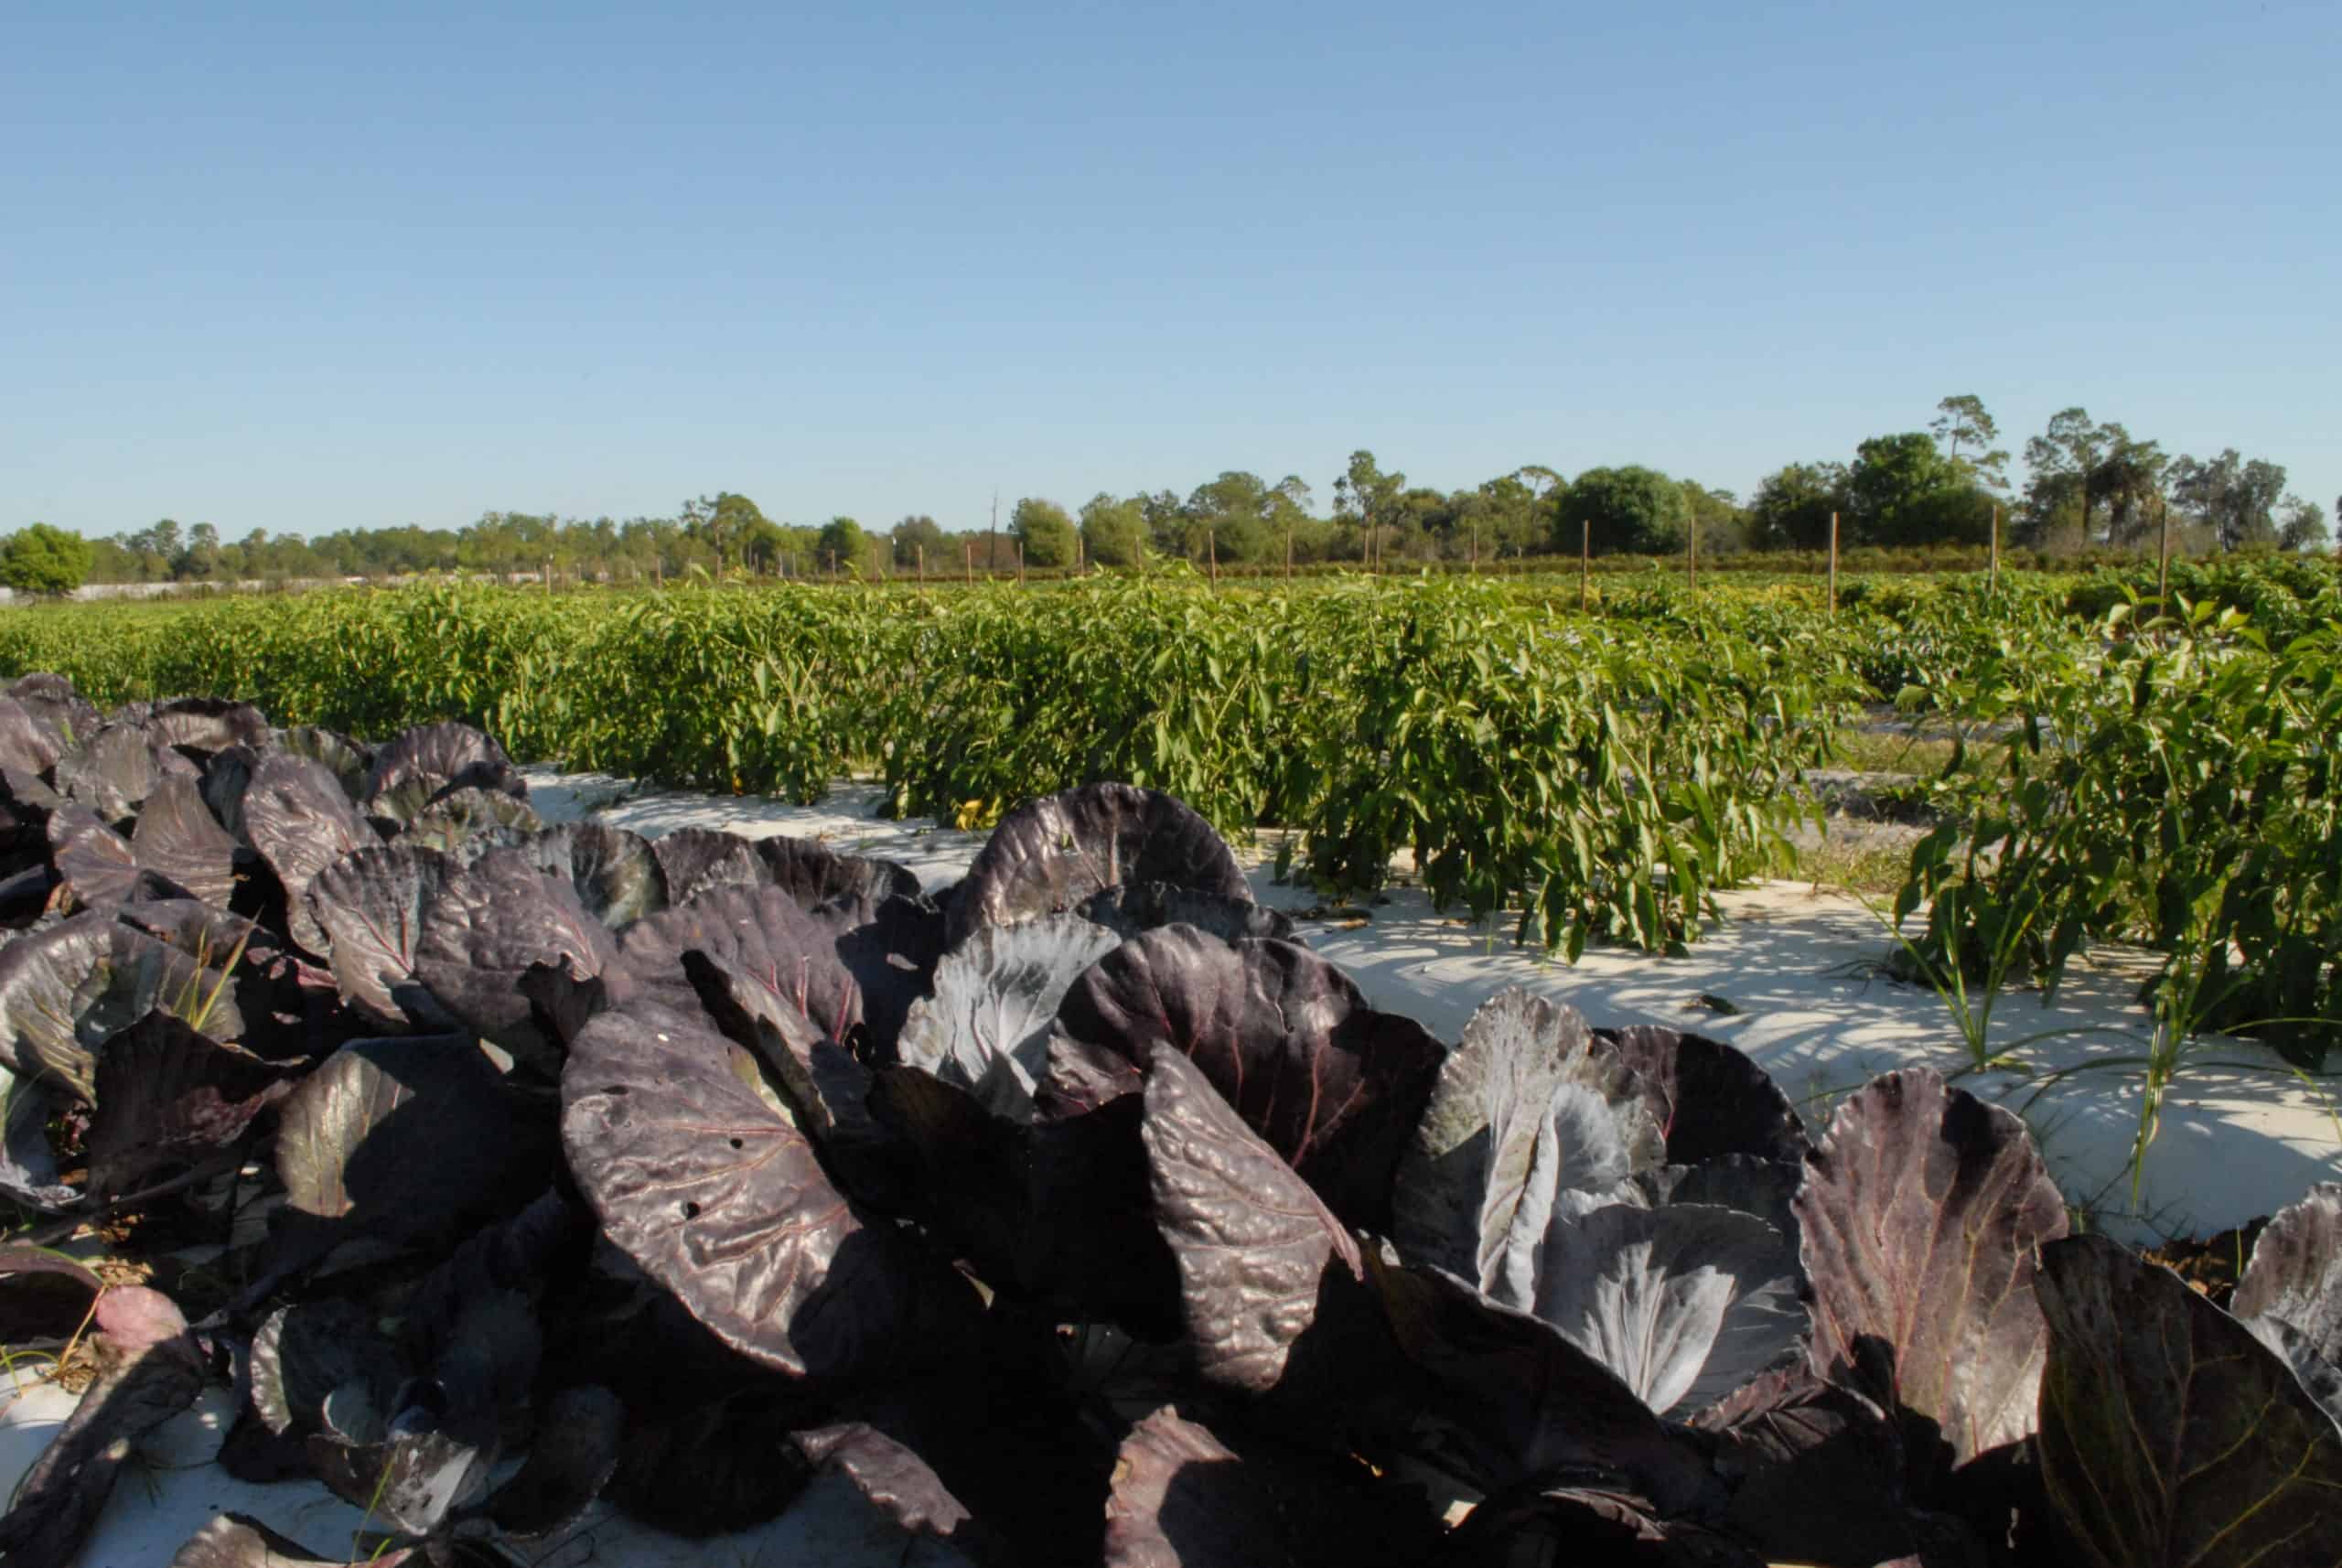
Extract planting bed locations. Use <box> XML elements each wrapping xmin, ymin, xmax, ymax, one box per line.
<box><xmin>0</xmin><ymin>672</ymin><xmax>2337</xmax><ymax>1566</ymax></box>
<box><xmin>517</xmin><ymin>769</ymin><xmax>2335</xmax><ymax>1247</ymax></box>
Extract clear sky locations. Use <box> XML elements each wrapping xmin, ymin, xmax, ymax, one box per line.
<box><xmin>5</xmin><ymin>2</ymin><xmax>2335</xmax><ymax>539</ymax></box>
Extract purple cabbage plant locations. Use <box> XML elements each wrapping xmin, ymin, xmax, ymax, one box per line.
<box><xmin>0</xmin><ymin>679</ymin><xmax>2333</xmax><ymax>1568</ymax></box>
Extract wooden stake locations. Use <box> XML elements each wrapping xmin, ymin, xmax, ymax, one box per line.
<box><xmin>917</xmin><ymin>543</ymin><xmax>924</xmax><ymax>585</ymax></box>
<box><xmin>1284</xmin><ymin>523</ymin><xmax>1293</xmax><ymax>579</ymax></box>
<box><xmin>2157</xmin><ymin>491</ymin><xmax>2171</xmax><ymax>601</ymax></box>
<box><xmin>1827</xmin><ymin>511</ymin><xmax>1839</xmax><ymax>616</ymax></box>
<box><xmin>1579</xmin><ymin>514</ymin><xmax>1590</xmax><ymax>613</ymax></box>
<box><xmin>1016</xmin><ymin>539</ymin><xmax>1026</xmax><ymax>585</ymax></box>
<box><xmin>1687</xmin><ymin>514</ymin><xmax>1697</xmax><ymax>593</ymax></box>
<box><xmin>964</xmin><ymin>540</ymin><xmax>973</xmax><ymax>585</ymax></box>
<box><xmin>1208</xmin><ymin>527</ymin><xmax>1217</xmax><ymax>587</ymax></box>
<box><xmin>1989</xmin><ymin>505</ymin><xmax>2001</xmax><ymax>592</ymax></box>
<box><xmin>1470</xmin><ymin>523</ymin><xmax>1478</xmax><ymax>573</ymax></box>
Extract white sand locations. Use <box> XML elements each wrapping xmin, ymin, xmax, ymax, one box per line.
<box><xmin>7</xmin><ymin>769</ymin><xmax>2331</xmax><ymax>1562</ymax></box>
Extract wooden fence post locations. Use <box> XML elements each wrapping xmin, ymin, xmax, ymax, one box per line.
<box><xmin>1579</xmin><ymin>515</ymin><xmax>1590</xmax><ymax>613</ymax></box>
<box><xmin>1989</xmin><ymin>505</ymin><xmax>2001</xmax><ymax>593</ymax></box>
<box><xmin>1687</xmin><ymin>515</ymin><xmax>1697</xmax><ymax>593</ymax></box>
<box><xmin>1827</xmin><ymin>511</ymin><xmax>1839</xmax><ymax>616</ymax></box>
<box><xmin>2157</xmin><ymin>492</ymin><xmax>2172</xmax><ymax>602</ymax></box>
<box><xmin>917</xmin><ymin>544</ymin><xmax>925</xmax><ymax>585</ymax></box>
<box><xmin>964</xmin><ymin>541</ymin><xmax>973</xmax><ymax>584</ymax></box>
<box><xmin>1208</xmin><ymin>528</ymin><xmax>1217</xmax><ymax>588</ymax></box>
<box><xmin>1016</xmin><ymin>540</ymin><xmax>1026</xmax><ymax>585</ymax></box>
<box><xmin>1284</xmin><ymin>523</ymin><xmax>1293</xmax><ymax>580</ymax></box>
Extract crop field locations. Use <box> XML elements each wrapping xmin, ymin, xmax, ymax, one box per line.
<box><xmin>0</xmin><ymin>559</ymin><xmax>2338</xmax><ymax>1563</ymax></box>
<box><xmin>2</xmin><ymin>554</ymin><xmax>2337</xmax><ymax>1061</ymax></box>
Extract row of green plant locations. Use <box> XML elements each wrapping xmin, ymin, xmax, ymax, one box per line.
<box><xmin>1889</xmin><ymin>590</ymin><xmax>2341</xmax><ymax>1076</ymax></box>
<box><xmin>0</xmin><ymin>571</ymin><xmax>2334</xmax><ymax>1069</ymax></box>
<box><xmin>2063</xmin><ymin>551</ymin><xmax>2342</xmax><ymax>644</ymax></box>
<box><xmin>0</xmin><ymin>577</ymin><xmax>1876</xmax><ymax>958</ymax></box>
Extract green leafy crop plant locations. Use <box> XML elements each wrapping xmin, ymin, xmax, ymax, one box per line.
<box><xmin>1887</xmin><ymin>592</ymin><xmax>2342</xmax><ymax>1079</ymax></box>
<box><xmin>0</xmin><ymin>571</ymin><xmax>2332</xmax><ymax>1028</ymax></box>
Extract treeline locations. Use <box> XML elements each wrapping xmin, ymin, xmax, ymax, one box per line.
<box><xmin>27</xmin><ymin>395</ymin><xmax>2336</xmax><ymax>589</ymax></box>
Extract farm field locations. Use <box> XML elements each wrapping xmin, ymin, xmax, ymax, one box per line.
<box><xmin>0</xmin><ymin>560</ymin><xmax>2337</xmax><ymax>1563</ymax></box>
<box><xmin>2</xmin><ymin>554</ymin><xmax>2337</xmax><ymax>1046</ymax></box>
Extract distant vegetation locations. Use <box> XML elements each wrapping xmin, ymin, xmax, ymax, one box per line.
<box><xmin>0</xmin><ymin>523</ymin><xmax>93</xmax><ymax>596</ymax></box>
<box><xmin>8</xmin><ymin>396</ymin><xmax>2331</xmax><ymax>594</ymax></box>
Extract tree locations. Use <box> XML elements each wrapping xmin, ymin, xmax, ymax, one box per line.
<box><xmin>618</xmin><ymin>517</ymin><xmax>681</xmax><ymax>579</ymax></box>
<box><xmin>1078</xmin><ymin>494</ymin><xmax>1147</xmax><ymax>567</ymax></box>
<box><xmin>1008</xmin><ymin>498</ymin><xmax>1077</xmax><ymax>568</ymax></box>
<box><xmin>681</xmin><ymin>492</ymin><xmax>768</xmax><ymax>575</ymax></box>
<box><xmin>226</xmin><ymin>527</ymin><xmax>271</xmax><ymax>582</ymax></box>
<box><xmin>1</xmin><ymin>523</ymin><xmax>93</xmax><ymax>597</ymax></box>
<box><xmin>1680</xmin><ymin>481</ymin><xmax>1750</xmax><ymax>554</ymax></box>
<box><xmin>1844</xmin><ymin>434</ymin><xmax>1990</xmax><ymax>547</ymax></box>
<box><xmin>736</xmin><ymin>517</ymin><xmax>787</xmax><ymax>574</ymax></box>
<box><xmin>1381</xmin><ymin>486</ymin><xmax>1457</xmax><ymax>562</ymax></box>
<box><xmin>1555</xmin><ymin>466</ymin><xmax>1690</xmax><ymax>555</ymax></box>
<box><xmin>1515</xmin><ymin>466</ymin><xmax>1564</xmax><ymax>549</ymax></box>
<box><xmin>1747</xmin><ymin>462</ymin><xmax>1848</xmax><ymax>551</ymax></box>
<box><xmin>815</xmin><ymin>516</ymin><xmax>869</xmax><ymax>575</ymax></box>
<box><xmin>84</xmin><ymin>535</ymin><xmax>145</xmax><ymax>584</ymax></box>
<box><xmin>176</xmin><ymin>521</ymin><xmax>223</xmax><ymax>580</ymax></box>
<box><xmin>1332</xmin><ymin>450</ymin><xmax>1405</xmax><ymax>562</ymax></box>
<box><xmin>1183</xmin><ymin>471</ymin><xmax>1280</xmax><ymax>563</ymax></box>
<box><xmin>678</xmin><ymin>496</ymin><xmax>714</xmax><ymax>568</ymax></box>
<box><xmin>2022</xmin><ymin>408</ymin><xmax>2112</xmax><ymax>549</ymax></box>
<box><xmin>2168</xmin><ymin>450</ymin><xmax>2289</xmax><ymax>552</ymax></box>
<box><xmin>1137</xmin><ymin>490</ymin><xmax>1187</xmax><ymax>557</ymax></box>
<box><xmin>1930</xmin><ymin>395</ymin><xmax>2011</xmax><ymax>492</ymax></box>
<box><xmin>1457</xmin><ymin>467</ymin><xmax>1559</xmax><ymax>559</ymax></box>
<box><xmin>2087</xmin><ymin>426</ymin><xmax>2169</xmax><ymax>549</ymax></box>
<box><xmin>889</xmin><ymin>514</ymin><xmax>949</xmax><ymax>568</ymax></box>
<box><xmin>2277</xmin><ymin>496</ymin><xmax>2330</xmax><ymax>553</ymax></box>
<box><xmin>120</xmin><ymin>518</ymin><xmax>182</xmax><ymax>581</ymax></box>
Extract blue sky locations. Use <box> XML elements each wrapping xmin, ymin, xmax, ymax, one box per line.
<box><xmin>5</xmin><ymin>2</ymin><xmax>2335</xmax><ymax>539</ymax></box>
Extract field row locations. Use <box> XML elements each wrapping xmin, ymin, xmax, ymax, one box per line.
<box><xmin>0</xmin><ymin>568</ymin><xmax>2335</xmax><ymax>1058</ymax></box>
